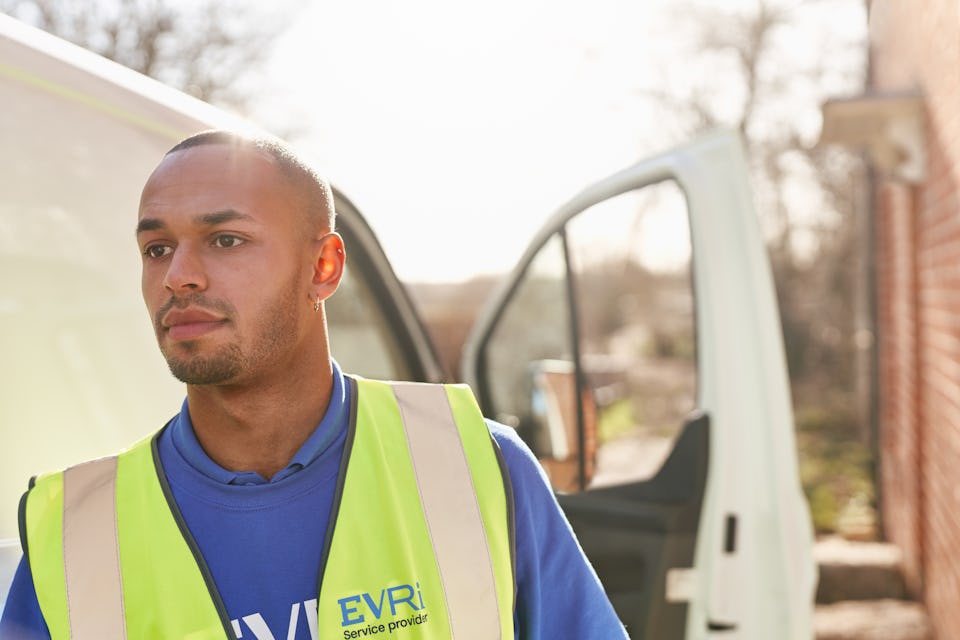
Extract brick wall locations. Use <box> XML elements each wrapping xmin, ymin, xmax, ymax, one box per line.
<box><xmin>875</xmin><ymin>183</ymin><xmax>923</xmax><ymax>595</ymax></box>
<box><xmin>870</xmin><ymin>0</ymin><xmax>960</xmax><ymax>636</ymax></box>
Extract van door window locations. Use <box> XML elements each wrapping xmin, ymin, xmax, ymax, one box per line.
<box><xmin>566</xmin><ymin>181</ymin><xmax>696</xmax><ymax>488</ymax></box>
<box><xmin>473</xmin><ymin>181</ymin><xmax>696</xmax><ymax>493</ymax></box>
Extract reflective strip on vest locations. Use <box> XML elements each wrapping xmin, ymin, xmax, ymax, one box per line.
<box><xmin>22</xmin><ymin>380</ymin><xmax>514</xmax><ymax>639</ymax></box>
<box><xmin>395</xmin><ymin>382</ymin><xmax>501</xmax><ymax>637</ymax></box>
<box><xmin>63</xmin><ymin>456</ymin><xmax>126</xmax><ymax>639</ymax></box>
<box><xmin>26</xmin><ymin>439</ymin><xmax>228</xmax><ymax>639</ymax></box>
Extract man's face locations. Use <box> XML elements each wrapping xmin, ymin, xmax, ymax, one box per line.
<box><xmin>136</xmin><ymin>144</ymin><xmax>316</xmax><ymax>386</ymax></box>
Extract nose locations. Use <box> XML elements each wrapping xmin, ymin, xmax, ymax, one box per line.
<box><xmin>163</xmin><ymin>245</ymin><xmax>207</xmax><ymax>293</ymax></box>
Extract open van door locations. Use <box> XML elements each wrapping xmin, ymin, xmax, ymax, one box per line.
<box><xmin>461</xmin><ymin>130</ymin><xmax>818</xmax><ymax>639</ymax></box>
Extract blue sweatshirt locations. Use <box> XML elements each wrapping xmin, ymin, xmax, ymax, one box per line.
<box><xmin>1</xmin><ymin>364</ymin><xmax>628</xmax><ymax>639</ymax></box>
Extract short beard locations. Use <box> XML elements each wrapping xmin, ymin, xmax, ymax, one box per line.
<box><xmin>155</xmin><ymin>282</ymin><xmax>301</xmax><ymax>386</ymax></box>
<box><xmin>164</xmin><ymin>340</ymin><xmax>244</xmax><ymax>385</ymax></box>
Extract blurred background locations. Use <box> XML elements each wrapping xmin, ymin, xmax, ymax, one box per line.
<box><xmin>0</xmin><ymin>0</ymin><xmax>872</xmax><ymax>534</ymax></box>
<box><xmin>9</xmin><ymin>0</ymin><xmax>956</xmax><ymax>636</ymax></box>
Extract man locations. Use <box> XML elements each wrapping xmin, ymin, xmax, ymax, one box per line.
<box><xmin>0</xmin><ymin>131</ymin><xmax>628</xmax><ymax>639</ymax></box>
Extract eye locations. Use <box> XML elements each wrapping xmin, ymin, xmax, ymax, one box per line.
<box><xmin>143</xmin><ymin>244</ymin><xmax>172</xmax><ymax>259</ymax></box>
<box><xmin>213</xmin><ymin>234</ymin><xmax>245</xmax><ymax>249</ymax></box>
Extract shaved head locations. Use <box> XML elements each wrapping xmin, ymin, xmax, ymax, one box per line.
<box><xmin>166</xmin><ymin>130</ymin><xmax>335</xmax><ymax>234</ymax></box>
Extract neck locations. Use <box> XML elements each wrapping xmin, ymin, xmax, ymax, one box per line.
<box><xmin>185</xmin><ymin>344</ymin><xmax>335</xmax><ymax>481</ymax></box>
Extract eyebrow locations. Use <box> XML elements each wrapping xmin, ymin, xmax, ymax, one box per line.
<box><xmin>135</xmin><ymin>209</ymin><xmax>255</xmax><ymax>235</ymax></box>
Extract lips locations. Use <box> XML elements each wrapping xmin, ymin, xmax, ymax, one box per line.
<box><xmin>162</xmin><ymin>308</ymin><xmax>228</xmax><ymax>341</ymax></box>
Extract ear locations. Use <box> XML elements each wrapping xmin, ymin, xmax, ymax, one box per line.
<box><xmin>312</xmin><ymin>232</ymin><xmax>345</xmax><ymax>301</ymax></box>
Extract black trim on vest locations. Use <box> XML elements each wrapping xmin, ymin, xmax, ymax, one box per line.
<box><xmin>17</xmin><ymin>487</ymin><xmax>30</xmax><ymax>572</ymax></box>
<box><xmin>317</xmin><ymin>375</ymin><xmax>360</xmax><ymax>594</ymax></box>
<box><xmin>150</xmin><ymin>428</ymin><xmax>238</xmax><ymax>640</ymax></box>
<box><xmin>19</xmin><ymin>476</ymin><xmax>38</xmax><ymax>572</ymax></box>
<box><xmin>489</xmin><ymin>434</ymin><xmax>518</xmax><ymax>608</ymax></box>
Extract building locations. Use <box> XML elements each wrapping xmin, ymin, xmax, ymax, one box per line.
<box><xmin>822</xmin><ymin>1</ymin><xmax>960</xmax><ymax>636</ymax></box>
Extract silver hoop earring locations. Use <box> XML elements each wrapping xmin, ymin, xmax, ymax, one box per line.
<box><xmin>313</xmin><ymin>297</ymin><xmax>321</xmax><ymax>312</ymax></box>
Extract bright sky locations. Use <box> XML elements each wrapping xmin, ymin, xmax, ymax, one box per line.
<box><xmin>248</xmin><ymin>0</ymin><xmax>866</xmax><ymax>283</ymax></box>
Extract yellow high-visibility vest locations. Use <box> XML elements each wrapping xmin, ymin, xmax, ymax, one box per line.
<box><xmin>21</xmin><ymin>378</ymin><xmax>515</xmax><ymax>639</ymax></box>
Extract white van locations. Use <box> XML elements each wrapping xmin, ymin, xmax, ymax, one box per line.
<box><xmin>0</xmin><ymin>14</ymin><xmax>816</xmax><ymax>639</ymax></box>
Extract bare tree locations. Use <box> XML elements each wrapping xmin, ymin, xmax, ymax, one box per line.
<box><xmin>636</xmin><ymin>0</ymin><xmax>873</xmax><ymax>532</ymax></box>
<box><xmin>639</xmin><ymin>0</ymin><xmax>866</xmax><ymax>259</ymax></box>
<box><xmin>638</xmin><ymin>0</ymin><xmax>868</xmax><ymax>390</ymax></box>
<box><xmin>0</xmin><ymin>0</ymin><xmax>294</xmax><ymax>110</ymax></box>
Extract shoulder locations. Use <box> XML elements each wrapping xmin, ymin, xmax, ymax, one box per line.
<box><xmin>486</xmin><ymin>419</ymin><xmax>524</xmax><ymax>452</ymax></box>
<box><xmin>484</xmin><ymin>419</ymin><xmax>561</xmax><ymax>521</ymax></box>
<box><xmin>485</xmin><ymin>420</ymin><xmax>549</xmax><ymax>485</ymax></box>
<box><xmin>483</xmin><ymin>422</ymin><xmax>628</xmax><ymax>637</ymax></box>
